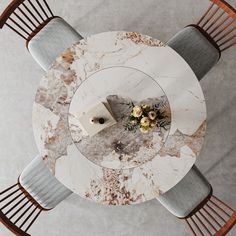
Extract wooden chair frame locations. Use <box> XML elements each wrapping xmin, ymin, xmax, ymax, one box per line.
<box><xmin>196</xmin><ymin>0</ymin><xmax>236</xmax><ymax>52</ymax></box>
<box><xmin>181</xmin><ymin>188</ymin><xmax>236</xmax><ymax>236</ymax></box>
<box><xmin>0</xmin><ymin>180</ymin><xmax>50</xmax><ymax>236</ymax></box>
<box><xmin>0</xmin><ymin>0</ymin><xmax>57</xmax><ymax>48</ymax></box>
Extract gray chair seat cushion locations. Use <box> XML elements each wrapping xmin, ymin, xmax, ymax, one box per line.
<box><xmin>28</xmin><ymin>17</ymin><xmax>83</xmax><ymax>71</ymax></box>
<box><xmin>19</xmin><ymin>156</ymin><xmax>72</xmax><ymax>209</ymax></box>
<box><xmin>156</xmin><ymin>165</ymin><xmax>212</xmax><ymax>218</ymax></box>
<box><xmin>167</xmin><ymin>25</ymin><xmax>220</xmax><ymax>80</ymax></box>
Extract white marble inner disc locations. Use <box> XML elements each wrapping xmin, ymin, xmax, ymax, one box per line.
<box><xmin>32</xmin><ymin>31</ymin><xmax>206</xmax><ymax>205</ymax></box>
<box><xmin>68</xmin><ymin>66</ymin><xmax>171</xmax><ymax>169</ymax></box>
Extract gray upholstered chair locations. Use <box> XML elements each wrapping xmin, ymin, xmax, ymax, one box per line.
<box><xmin>0</xmin><ymin>0</ymin><xmax>83</xmax><ymax>71</ymax></box>
<box><xmin>157</xmin><ymin>165</ymin><xmax>236</xmax><ymax>236</ymax></box>
<box><xmin>167</xmin><ymin>0</ymin><xmax>236</xmax><ymax>80</ymax></box>
<box><xmin>0</xmin><ymin>155</ymin><xmax>72</xmax><ymax>236</ymax></box>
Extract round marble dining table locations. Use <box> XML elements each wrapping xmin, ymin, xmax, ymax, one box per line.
<box><xmin>32</xmin><ymin>31</ymin><xmax>207</xmax><ymax>205</ymax></box>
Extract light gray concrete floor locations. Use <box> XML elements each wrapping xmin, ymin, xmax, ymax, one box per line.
<box><xmin>0</xmin><ymin>0</ymin><xmax>236</xmax><ymax>235</ymax></box>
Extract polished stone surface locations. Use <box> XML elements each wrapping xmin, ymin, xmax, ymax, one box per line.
<box><xmin>32</xmin><ymin>31</ymin><xmax>206</xmax><ymax>204</ymax></box>
<box><xmin>0</xmin><ymin>0</ymin><xmax>235</xmax><ymax>234</ymax></box>
<box><xmin>69</xmin><ymin>68</ymin><xmax>170</xmax><ymax>169</ymax></box>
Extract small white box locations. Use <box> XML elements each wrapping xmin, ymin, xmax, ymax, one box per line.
<box><xmin>78</xmin><ymin>102</ymin><xmax>117</xmax><ymax>137</ymax></box>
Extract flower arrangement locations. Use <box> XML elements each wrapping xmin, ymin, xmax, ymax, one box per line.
<box><xmin>125</xmin><ymin>102</ymin><xmax>170</xmax><ymax>133</ymax></box>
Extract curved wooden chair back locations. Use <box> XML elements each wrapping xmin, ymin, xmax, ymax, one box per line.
<box><xmin>0</xmin><ymin>183</ymin><xmax>45</xmax><ymax>236</ymax></box>
<box><xmin>197</xmin><ymin>0</ymin><xmax>236</xmax><ymax>52</ymax></box>
<box><xmin>0</xmin><ymin>0</ymin><xmax>55</xmax><ymax>44</ymax></box>
<box><xmin>185</xmin><ymin>195</ymin><xmax>236</xmax><ymax>236</ymax></box>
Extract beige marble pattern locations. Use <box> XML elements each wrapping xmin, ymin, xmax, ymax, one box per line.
<box><xmin>68</xmin><ymin>66</ymin><xmax>171</xmax><ymax>169</ymax></box>
<box><xmin>69</xmin><ymin>96</ymin><xmax>171</xmax><ymax>170</ymax></box>
<box><xmin>1</xmin><ymin>0</ymin><xmax>236</xmax><ymax>235</ymax></box>
<box><xmin>32</xmin><ymin>31</ymin><xmax>206</xmax><ymax>205</ymax></box>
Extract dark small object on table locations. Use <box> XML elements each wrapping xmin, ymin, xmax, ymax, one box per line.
<box><xmin>98</xmin><ymin>118</ymin><xmax>105</xmax><ymax>124</ymax></box>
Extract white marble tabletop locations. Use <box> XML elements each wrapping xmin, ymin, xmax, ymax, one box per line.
<box><xmin>32</xmin><ymin>31</ymin><xmax>206</xmax><ymax>205</ymax></box>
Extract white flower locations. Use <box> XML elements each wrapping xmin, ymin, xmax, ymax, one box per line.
<box><xmin>140</xmin><ymin>117</ymin><xmax>151</xmax><ymax>126</ymax></box>
<box><xmin>140</xmin><ymin>126</ymin><xmax>150</xmax><ymax>133</ymax></box>
<box><xmin>148</xmin><ymin>111</ymin><xmax>157</xmax><ymax>120</ymax></box>
<box><xmin>141</xmin><ymin>104</ymin><xmax>149</xmax><ymax>110</ymax></box>
<box><xmin>150</xmin><ymin>120</ymin><xmax>157</xmax><ymax>127</ymax></box>
<box><xmin>132</xmin><ymin>106</ymin><xmax>143</xmax><ymax>117</ymax></box>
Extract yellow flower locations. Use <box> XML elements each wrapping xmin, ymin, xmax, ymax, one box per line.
<box><xmin>141</xmin><ymin>104</ymin><xmax>149</xmax><ymax>110</ymax></box>
<box><xmin>140</xmin><ymin>117</ymin><xmax>151</xmax><ymax>126</ymax></box>
<box><xmin>150</xmin><ymin>120</ymin><xmax>157</xmax><ymax>128</ymax></box>
<box><xmin>140</xmin><ymin>126</ymin><xmax>150</xmax><ymax>133</ymax></box>
<box><xmin>132</xmin><ymin>106</ymin><xmax>143</xmax><ymax>117</ymax></box>
<box><xmin>148</xmin><ymin>111</ymin><xmax>157</xmax><ymax>120</ymax></box>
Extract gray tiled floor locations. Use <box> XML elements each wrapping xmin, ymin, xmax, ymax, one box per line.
<box><xmin>0</xmin><ymin>0</ymin><xmax>235</xmax><ymax>235</ymax></box>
